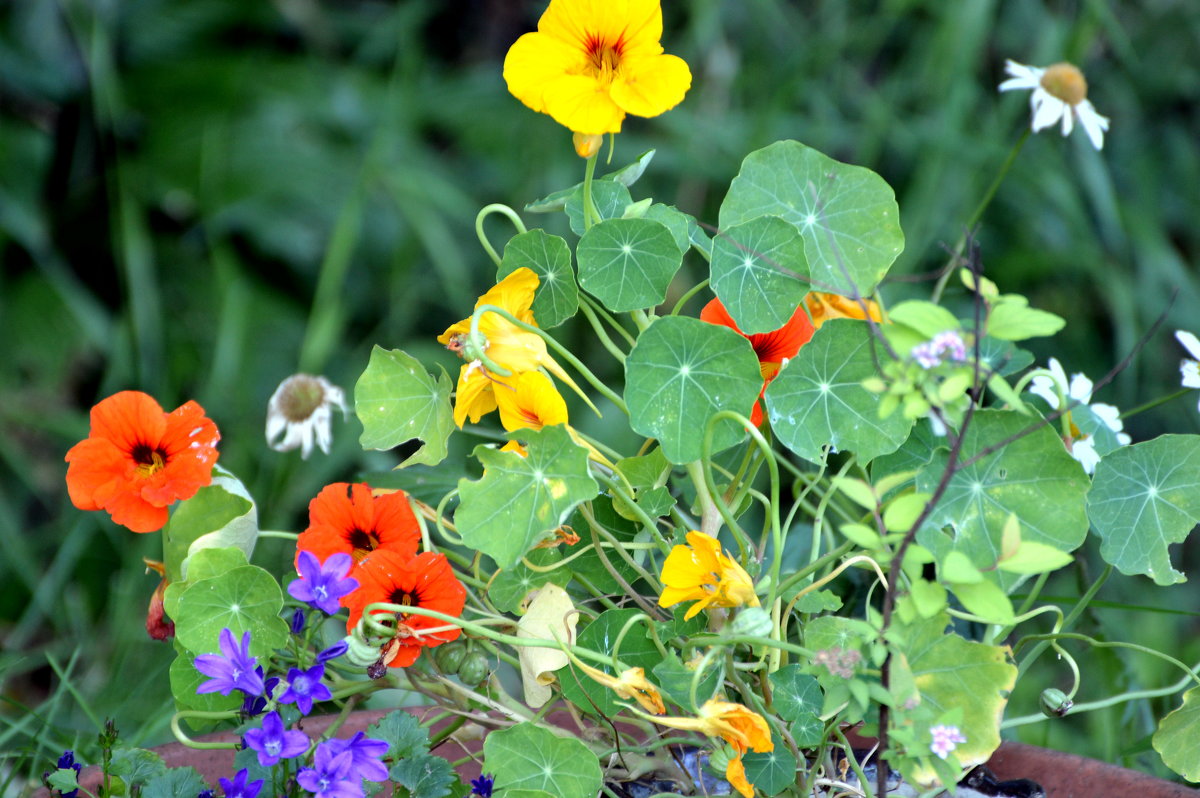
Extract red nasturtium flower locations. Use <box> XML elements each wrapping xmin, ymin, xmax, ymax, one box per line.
<box><xmin>699</xmin><ymin>298</ymin><xmax>815</xmax><ymax>426</ymax></box>
<box><xmin>65</xmin><ymin>391</ymin><xmax>220</xmax><ymax>533</ymax></box>
<box><xmin>295</xmin><ymin>483</ymin><xmax>421</xmax><ymax>578</ymax></box>
<box><xmin>344</xmin><ymin>550</ymin><xmax>467</xmax><ymax>668</ymax></box>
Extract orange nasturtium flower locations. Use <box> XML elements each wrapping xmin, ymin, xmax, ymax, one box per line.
<box><xmin>65</xmin><ymin>390</ymin><xmax>220</xmax><ymax>533</ymax></box>
<box><xmin>655</xmin><ymin>699</ymin><xmax>774</xmax><ymax>798</ymax></box>
<box><xmin>700</xmin><ymin>298</ymin><xmax>814</xmax><ymax>426</ymax></box>
<box><xmin>572</xmin><ymin>660</ymin><xmax>666</xmax><ymax>715</ymax></box>
<box><xmin>344</xmin><ymin>550</ymin><xmax>467</xmax><ymax>668</ymax></box>
<box><xmin>295</xmin><ymin>483</ymin><xmax>421</xmax><ymax>580</ymax></box>
<box><xmin>804</xmin><ymin>291</ymin><xmax>882</xmax><ymax>330</ymax></box>
<box><xmin>503</xmin><ymin>0</ymin><xmax>692</xmax><ymax>136</ymax></box>
<box><xmin>439</xmin><ymin>268</ymin><xmax>582</xmax><ymax>426</ymax></box>
<box><xmin>658</xmin><ymin>531</ymin><xmax>759</xmax><ymax>620</ymax></box>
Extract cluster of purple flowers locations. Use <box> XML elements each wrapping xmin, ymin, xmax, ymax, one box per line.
<box><xmin>911</xmin><ymin>330</ymin><xmax>968</xmax><ymax>370</ymax></box>
<box><xmin>297</xmin><ymin>735</ymin><xmax>389</xmax><ymax>798</ymax></box>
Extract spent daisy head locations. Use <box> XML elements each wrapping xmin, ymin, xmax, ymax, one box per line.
<box><xmin>265</xmin><ymin>374</ymin><xmax>348</xmax><ymax>459</ymax></box>
<box><xmin>999</xmin><ymin>59</ymin><xmax>1109</xmax><ymax>150</ymax></box>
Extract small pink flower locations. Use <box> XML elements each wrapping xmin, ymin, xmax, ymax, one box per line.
<box><xmin>929</xmin><ymin>724</ymin><xmax>967</xmax><ymax>760</ymax></box>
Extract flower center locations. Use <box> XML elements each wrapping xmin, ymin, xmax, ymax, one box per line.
<box><xmin>131</xmin><ymin>443</ymin><xmax>167</xmax><ymax>477</ymax></box>
<box><xmin>347</xmin><ymin>528</ymin><xmax>382</xmax><ymax>562</ymax></box>
<box><xmin>278</xmin><ymin>375</ymin><xmax>326</xmax><ymax>422</ymax></box>
<box><xmin>584</xmin><ymin>35</ymin><xmax>624</xmax><ymax>84</ymax></box>
<box><xmin>1040</xmin><ymin>63</ymin><xmax>1087</xmax><ymax>106</ymax></box>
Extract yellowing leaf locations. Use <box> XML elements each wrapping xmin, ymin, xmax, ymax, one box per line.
<box><xmin>517</xmin><ymin>584</ymin><xmax>578</xmax><ymax>708</ymax></box>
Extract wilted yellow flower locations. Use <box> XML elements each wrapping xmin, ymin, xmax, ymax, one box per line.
<box><xmin>804</xmin><ymin>291</ymin><xmax>883</xmax><ymax>329</ymax></box>
<box><xmin>658</xmin><ymin>531</ymin><xmax>759</xmax><ymax>620</ymax></box>
<box><xmin>654</xmin><ymin>699</ymin><xmax>773</xmax><ymax>798</ymax></box>
<box><xmin>573</xmin><ymin>661</ymin><xmax>666</xmax><ymax>715</ymax></box>
<box><xmin>503</xmin><ymin>0</ymin><xmax>692</xmax><ymax>135</ymax></box>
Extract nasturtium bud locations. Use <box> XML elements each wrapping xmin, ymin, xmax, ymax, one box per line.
<box><xmin>1039</xmin><ymin>687</ymin><xmax>1073</xmax><ymax>718</ymax></box>
<box><xmin>457</xmin><ymin>651</ymin><xmax>490</xmax><ymax>686</ymax></box>
<box><xmin>435</xmin><ymin>641</ymin><xmax>468</xmax><ymax>675</ymax></box>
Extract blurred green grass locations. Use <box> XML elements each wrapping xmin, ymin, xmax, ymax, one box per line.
<box><xmin>2</xmin><ymin>0</ymin><xmax>1198</xmax><ymax>785</ymax></box>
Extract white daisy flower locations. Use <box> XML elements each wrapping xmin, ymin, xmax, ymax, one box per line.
<box><xmin>1029</xmin><ymin>358</ymin><xmax>1130</xmax><ymax>474</ymax></box>
<box><xmin>999</xmin><ymin>59</ymin><xmax>1110</xmax><ymax>150</ymax></box>
<box><xmin>266</xmin><ymin>374</ymin><xmax>348</xmax><ymax>459</ymax></box>
<box><xmin>1176</xmin><ymin>331</ymin><xmax>1200</xmax><ymax>410</ymax></box>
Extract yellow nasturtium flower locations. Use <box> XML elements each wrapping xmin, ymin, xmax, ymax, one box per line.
<box><xmin>654</xmin><ymin>699</ymin><xmax>773</xmax><ymax>798</ymax></box>
<box><xmin>658</xmin><ymin>531</ymin><xmax>759</xmax><ymax>620</ymax></box>
<box><xmin>573</xmin><ymin>661</ymin><xmax>667</xmax><ymax>715</ymax></box>
<box><xmin>804</xmin><ymin>291</ymin><xmax>883</xmax><ymax>329</ymax></box>
<box><xmin>439</xmin><ymin>268</ymin><xmax>583</xmax><ymax>427</ymax></box>
<box><xmin>503</xmin><ymin>0</ymin><xmax>692</xmax><ymax>136</ymax></box>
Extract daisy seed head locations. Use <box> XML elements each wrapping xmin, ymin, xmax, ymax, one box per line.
<box><xmin>1040</xmin><ymin>63</ymin><xmax>1087</xmax><ymax>106</ymax></box>
<box><xmin>277</xmin><ymin>375</ymin><xmax>328</xmax><ymax>423</ymax></box>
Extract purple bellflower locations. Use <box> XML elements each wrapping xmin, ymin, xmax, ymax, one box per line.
<box><xmin>323</xmin><ymin>732</ymin><xmax>389</xmax><ymax>782</ymax></box>
<box><xmin>54</xmin><ymin>750</ymin><xmax>82</xmax><ymax>798</ymax></box>
<box><xmin>195</xmin><ymin>629</ymin><xmax>265</xmax><ymax>697</ymax></box>
<box><xmin>218</xmin><ymin>769</ymin><xmax>264</xmax><ymax>798</ymax></box>
<box><xmin>470</xmin><ymin>774</ymin><xmax>495</xmax><ymax>797</ymax></box>
<box><xmin>297</xmin><ymin>743</ymin><xmax>362</xmax><ymax>798</ymax></box>
<box><xmin>316</xmin><ymin>640</ymin><xmax>349</xmax><ymax>665</ymax></box>
<box><xmin>241</xmin><ymin>671</ymin><xmax>280</xmax><ymax>717</ymax></box>
<box><xmin>243</xmin><ymin>711</ymin><xmax>310</xmax><ymax>767</ymax></box>
<box><xmin>288</xmin><ymin>551</ymin><xmax>359</xmax><ymax>615</ymax></box>
<box><xmin>278</xmin><ymin>663</ymin><xmax>333</xmax><ymax>716</ymax></box>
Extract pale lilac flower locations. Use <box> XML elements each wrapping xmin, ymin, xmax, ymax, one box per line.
<box><xmin>930</xmin><ymin>725</ymin><xmax>967</xmax><ymax>760</ymax></box>
<box><xmin>911</xmin><ymin>330</ymin><xmax>967</xmax><ymax>369</ymax></box>
<box><xmin>1175</xmin><ymin>331</ymin><xmax>1200</xmax><ymax>412</ymax></box>
<box><xmin>279</xmin><ymin>663</ymin><xmax>333</xmax><ymax>716</ymax></box>
<box><xmin>266</xmin><ymin>374</ymin><xmax>348</xmax><ymax>459</ymax></box>
<box><xmin>297</xmin><ymin>743</ymin><xmax>362</xmax><ymax>798</ymax></box>
<box><xmin>323</xmin><ymin>732</ymin><xmax>389</xmax><ymax>783</ymax></box>
<box><xmin>194</xmin><ymin>629</ymin><xmax>264</xmax><ymax>697</ymax></box>
<box><xmin>243</xmin><ymin>711</ymin><xmax>309</xmax><ymax>767</ymax></box>
<box><xmin>999</xmin><ymin>59</ymin><xmax>1109</xmax><ymax>150</ymax></box>
<box><xmin>218</xmin><ymin>769</ymin><xmax>263</xmax><ymax>798</ymax></box>
<box><xmin>288</xmin><ymin>551</ymin><xmax>359</xmax><ymax>615</ymax></box>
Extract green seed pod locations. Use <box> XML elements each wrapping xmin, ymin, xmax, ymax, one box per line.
<box><xmin>435</xmin><ymin>641</ymin><xmax>468</xmax><ymax>675</ymax></box>
<box><xmin>1039</xmin><ymin>687</ymin><xmax>1073</xmax><ymax>718</ymax></box>
<box><xmin>457</xmin><ymin>651</ymin><xmax>490</xmax><ymax>686</ymax></box>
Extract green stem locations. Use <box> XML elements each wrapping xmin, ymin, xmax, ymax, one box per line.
<box><xmin>170</xmin><ymin>712</ymin><xmax>240</xmax><ymax>749</ymax></box>
<box><xmin>930</xmin><ymin>128</ymin><xmax>1029</xmax><ymax>304</ymax></box>
<box><xmin>1120</xmin><ymin>387</ymin><xmax>1195</xmax><ymax>419</ymax></box>
<box><xmin>582</xmin><ymin>153</ymin><xmax>601</xmax><ymax>230</ymax></box>
<box><xmin>1015</xmin><ymin>632</ymin><xmax>1200</xmax><ymax>690</ymax></box>
<box><xmin>669</xmin><ymin>279</ymin><xmax>711</xmax><ymax>317</ymax></box>
<box><xmin>576</xmin><ymin>298</ymin><xmax>629</xmax><ymax>363</ymax></box>
<box><xmin>1016</xmin><ymin>564</ymin><xmax>1111</xmax><ymax>679</ymax></box>
<box><xmin>475</xmin><ymin>203</ymin><xmax>528</xmax><ymax>268</ymax></box>
<box><xmin>580</xmin><ymin>292</ymin><xmax>637</xmax><ymax>348</ymax></box>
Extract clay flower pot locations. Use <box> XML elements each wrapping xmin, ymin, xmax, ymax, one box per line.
<box><xmin>50</xmin><ymin>709</ymin><xmax>1200</xmax><ymax>798</ymax></box>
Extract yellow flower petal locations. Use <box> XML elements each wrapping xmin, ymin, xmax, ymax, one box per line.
<box><xmin>610</xmin><ymin>52</ymin><xmax>692</xmax><ymax>118</ymax></box>
<box><xmin>453</xmin><ymin>364</ymin><xmax>498</xmax><ymax>428</ymax></box>
<box><xmin>541</xmin><ymin>74</ymin><xmax>627</xmax><ymax>134</ymax></box>
<box><xmin>495</xmin><ymin>371</ymin><xmax>569</xmax><ymax>432</ymax></box>
<box><xmin>504</xmin><ymin>32</ymin><xmax>582</xmax><ymax>114</ymax></box>
<box><xmin>725</xmin><ymin>754</ymin><xmax>754</xmax><ymax>798</ymax></box>
<box><xmin>804</xmin><ymin>291</ymin><xmax>882</xmax><ymax>330</ymax></box>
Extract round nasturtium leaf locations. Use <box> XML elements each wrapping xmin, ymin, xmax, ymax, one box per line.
<box><xmin>172</xmin><ymin>564</ymin><xmax>289</xmax><ymax>657</ymax></box>
<box><xmin>576</xmin><ymin>218</ymin><xmax>682</xmax><ymax>313</ymax></box>
<box><xmin>624</xmin><ymin>316</ymin><xmax>763</xmax><ymax>464</ymax></box>
<box><xmin>765</xmin><ymin>319</ymin><xmax>913</xmax><ymax>464</ymax></box>
<box><xmin>710</xmin><ymin>215</ymin><xmax>810</xmax><ymax>334</ymax></box>
<box><xmin>1154</xmin><ymin>685</ymin><xmax>1200</xmax><ymax>782</ymax></box>
<box><xmin>1087</xmin><ymin>434</ymin><xmax>1200</xmax><ymax>585</ymax></box>
<box><xmin>163</xmin><ymin>467</ymin><xmax>257</xmax><ymax>584</ymax></box>
<box><xmin>455</xmin><ymin>425</ymin><xmax>599</xmax><ymax>570</ymax></box>
<box><xmin>564</xmin><ymin>180</ymin><xmax>632</xmax><ymax>236</ymax></box>
<box><xmin>484</xmin><ymin>722</ymin><xmax>602</xmax><ymax>798</ymax></box>
<box><xmin>499</xmin><ymin>230</ymin><xmax>578</xmax><ymax>329</ymax></box>
<box><xmin>355</xmin><ymin>346</ymin><xmax>454</xmax><ymax>467</ymax></box>
<box><xmin>719</xmin><ymin>140</ymin><xmax>903</xmax><ymax>299</ymax></box>
<box><xmin>915</xmin><ymin>409</ymin><xmax>1089</xmax><ymax>587</ymax></box>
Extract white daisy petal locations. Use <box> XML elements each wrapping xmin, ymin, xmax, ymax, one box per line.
<box><xmin>1182</xmin><ymin>361</ymin><xmax>1200</xmax><ymax>390</ymax></box>
<box><xmin>1030</xmin><ymin>91</ymin><xmax>1066</xmax><ymax>132</ymax></box>
<box><xmin>1075</xmin><ymin>100</ymin><xmax>1108</xmax><ymax>150</ymax></box>
<box><xmin>1071</xmin><ymin>436</ymin><xmax>1101</xmax><ymax>475</ymax></box>
<box><xmin>1175</xmin><ymin>330</ymin><xmax>1200</xmax><ymax>360</ymax></box>
<box><xmin>1067</xmin><ymin>372</ymin><xmax>1094</xmax><ymax>403</ymax></box>
<box><xmin>1090</xmin><ymin>403</ymin><xmax>1124</xmax><ymax>434</ymax></box>
<box><xmin>1029</xmin><ymin>376</ymin><xmax>1061</xmax><ymax>410</ymax></box>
